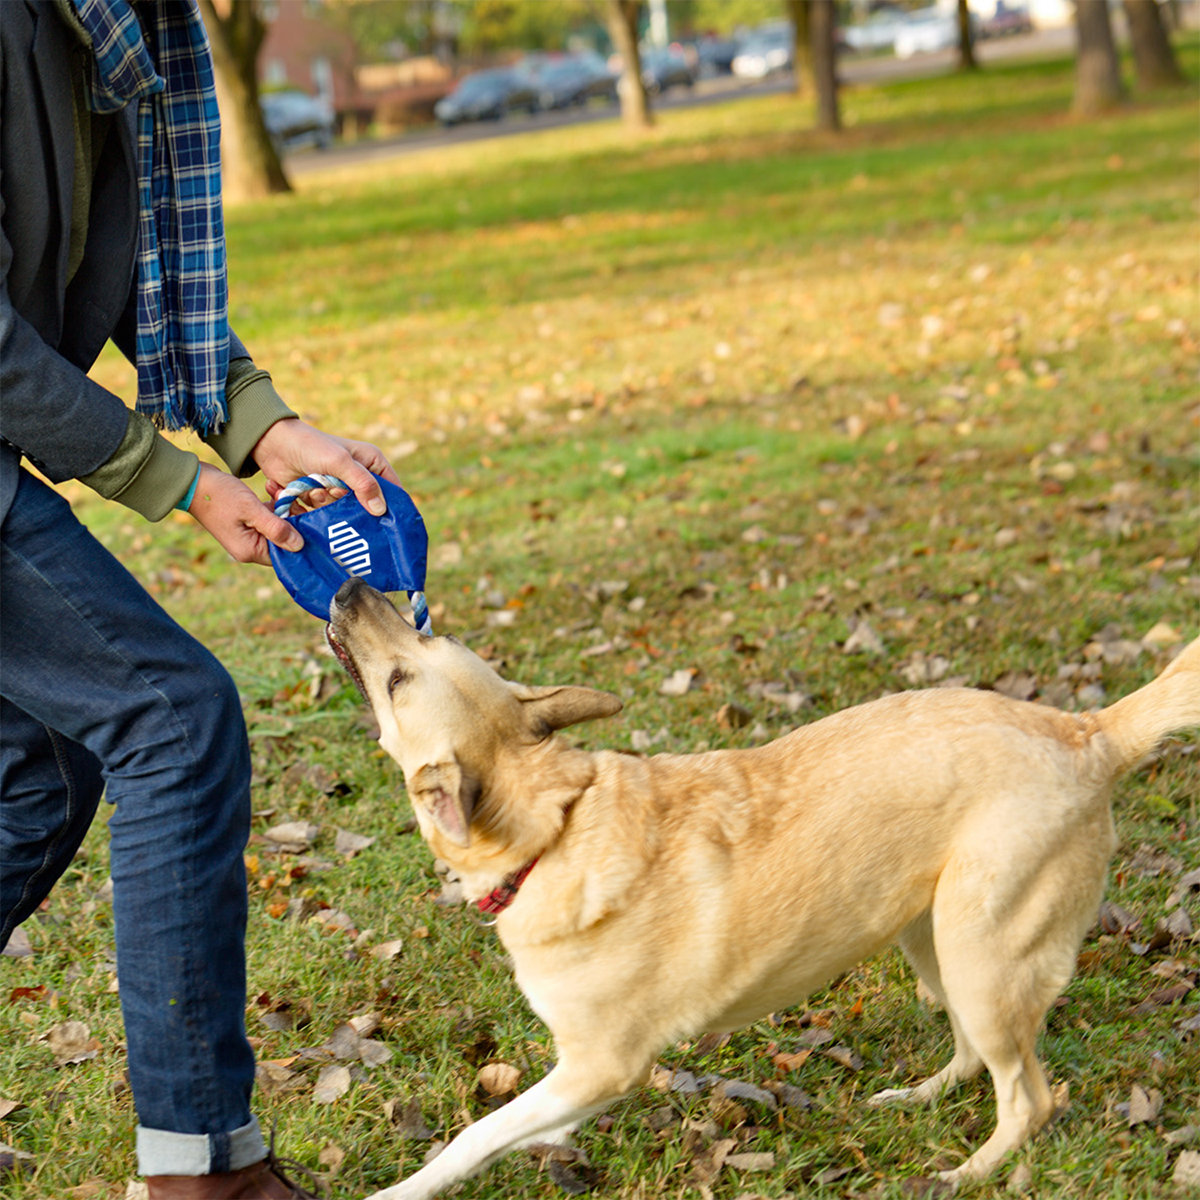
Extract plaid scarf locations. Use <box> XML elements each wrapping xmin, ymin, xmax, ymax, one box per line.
<box><xmin>71</xmin><ymin>0</ymin><xmax>228</xmax><ymax>434</ymax></box>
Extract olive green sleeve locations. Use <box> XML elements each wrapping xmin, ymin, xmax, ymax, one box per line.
<box><xmin>77</xmin><ymin>359</ymin><xmax>296</xmax><ymax>520</ymax></box>
<box><xmin>77</xmin><ymin>408</ymin><xmax>200</xmax><ymax>521</ymax></box>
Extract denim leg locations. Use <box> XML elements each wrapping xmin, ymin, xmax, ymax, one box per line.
<box><xmin>0</xmin><ymin>470</ymin><xmax>265</xmax><ymax>1174</ymax></box>
<box><xmin>0</xmin><ymin>700</ymin><xmax>104</xmax><ymax>946</ymax></box>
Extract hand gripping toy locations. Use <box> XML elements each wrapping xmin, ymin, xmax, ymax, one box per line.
<box><xmin>268</xmin><ymin>474</ymin><xmax>430</xmax><ymax>632</ymax></box>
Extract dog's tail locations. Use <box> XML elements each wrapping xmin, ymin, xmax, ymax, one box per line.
<box><xmin>1096</xmin><ymin>636</ymin><xmax>1200</xmax><ymax>773</ymax></box>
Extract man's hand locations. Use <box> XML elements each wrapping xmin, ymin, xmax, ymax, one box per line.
<box><xmin>186</xmin><ymin>464</ymin><xmax>303</xmax><ymax>566</ymax></box>
<box><xmin>251</xmin><ymin>418</ymin><xmax>401</xmax><ymax>518</ymax></box>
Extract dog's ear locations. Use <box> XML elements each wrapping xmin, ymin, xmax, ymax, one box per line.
<box><xmin>409</xmin><ymin>760</ymin><xmax>477</xmax><ymax>848</ymax></box>
<box><xmin>514</xmin><ymin>685</ymin><xmax>623</xmax><ymax>734</ymax></box>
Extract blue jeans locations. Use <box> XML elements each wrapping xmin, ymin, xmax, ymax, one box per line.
<box><xmin>0</xmin><ymin>469</ymin><xmax>267</xmax><ymax>1175</ymax></box>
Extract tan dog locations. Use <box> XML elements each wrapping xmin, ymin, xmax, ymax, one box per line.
<box><xmin>327</xmin><ymin>577</ymin><xmax>1200</xmax><ymax>1200</ymax></box>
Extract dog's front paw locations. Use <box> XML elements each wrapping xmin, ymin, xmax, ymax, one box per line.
<box><xmin>866</xmin><ymin>1085</ymin><xmax>917</xmax><ymax>1107</ymax></box>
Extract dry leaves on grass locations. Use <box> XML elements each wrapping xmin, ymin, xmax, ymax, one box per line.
<box><xmin>43</xmin><ymin>1021</ymin><xmax>101</xmax><ymax>1067</ymax></box>
<box><xmin>477</xmin><ymin>1061</ymin><xmax>522</xmax><ymax>1098</ymax></box>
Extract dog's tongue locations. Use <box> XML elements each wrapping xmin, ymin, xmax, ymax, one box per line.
<box><xmin>268</xmin><ymin>474</ymin><xmax>431</xmax><ymax>629</ymax></box>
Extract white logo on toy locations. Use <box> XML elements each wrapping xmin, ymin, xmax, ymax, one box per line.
<box><xmin>328</xmin><ymin>521</ymin><xmax>372</xmax><ymax>576</ymax></box>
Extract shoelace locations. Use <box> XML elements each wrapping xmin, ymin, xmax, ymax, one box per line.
<box><xmin>265</xmin><ymin>1129</ymin><xmax>324</xmax><ymax>1200</ymax></box>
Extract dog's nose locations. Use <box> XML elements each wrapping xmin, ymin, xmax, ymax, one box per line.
<box><xmin>333</xmin><ymin>576</ymin><xmax>366</xmax><ymax>609</ymax></box>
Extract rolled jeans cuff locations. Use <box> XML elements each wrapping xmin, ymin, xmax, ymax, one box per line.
<box><xmin>137</xmin><ymin>1116</ymin><xmax>267</xmax><ymax>1177</ymax></box>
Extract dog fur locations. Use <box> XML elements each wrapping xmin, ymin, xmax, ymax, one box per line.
<box><xmin>326</xmin><ymin>578</ymin><xmax>1200</xmax><ymax>1200</ymax></box>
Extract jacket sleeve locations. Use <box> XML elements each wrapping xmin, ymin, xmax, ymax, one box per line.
<box><xmin>0</xmin><ymin>214</ymin><xmax>143</xmax><ymax>491</ymax></box>
<box><xmin>99</xmin><ymin>313</ymin><xmax>296</xmax><ymax>519</ymax></box>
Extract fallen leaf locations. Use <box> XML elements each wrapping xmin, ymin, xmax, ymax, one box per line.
<box><xmin>660</xmin><ymin>668</ymin><xmax>697</xmax><ymax>697</ymax></box>
<box><xmin>370</xmin><ymin>939</ymin><xmax>404</xmax><ymax>961</ymax></box>
<box><xmin>991</xmin><ymin>671</ymin><xmax>1038</xmax><ymax>701</ymax></box>
<box><xmin>715</xmin><ymin>703</ymin><xmax>753</xmax><ymax>730</ymax></box>
<box><xmin>313</xmin><ymin>1064</ymin><xmax>352</xmax><ymax>1105</ymax></box>
<box><xmin>349</xmin><ymin>1013</ymin><xmax>382</xmax><ymax>1037</ymax></box>
<box><xmin>318</xmin><ymin>1143</ymin><xmax>345</xmax><ymax>1176</ymax></box>
<box><xmin>1142</xmin><ymin>621</ymin><xmax>1182</xmax><ymax>647</ymax></box>
<box><xmin>263</xmin><ymin>821</ymin><xmax>319</xmax><ymax>853</ymax></box>
<box><xmin>384</xmin><ymin>1098</ymin><xmax>435</xmax><ymax>1140</ymax></box>
<box><xmin>1174</xmin><ymin>1151</ymin><xmax>1200</xmax><ymax>1188</ymax></box>
<box><xmin>772</xmin><ymin>1049</ymin><xmax>812</xmax><ymax>1073</ymax></box>
<box><xmin>0</xmin><ymin>1098</ymin><xmax>20</xmax><ymax>1120</ymax></box>
<box><xmin>724</xmin><ymin>1151</ymin><xmax>775</xmax><ymax>1172</ymax></box>
<box><xmin>843</xmin><ymin>618</ymin><xmax>885</xmax><ymax>656</ymax></box>
<box><xmin>0</xmin><ymin>1144</ymin><xmax>35</xmax><ymax>1181</ymax></box>
<box><xmin>477</xmin><ymin>1062</ymin><xmax>521</xmax><ymax>1096</ymax></box>
<box><xmin>822</xmin><ymin>1045</ymin><xmax>863</xmax><ymax>1072</ymax></box>
<box><xmin>1</xmin><ymin>927</ymin><xmax>33</xmax><ymax>958</ymax></box>
<box><xmin>1127</xmin><ymin>1083</ymin><xmax>1163</xmax><ymax>1128</ymax></box>
<box><xmin>334</xmin><ymin>828</ymin><xmax>375</xmax><ymax>857</ymax></box>
<box><xmin>44</xmin><ymin>1021</ymin><xmax>100</xmax><ymax>1066</ymax></box>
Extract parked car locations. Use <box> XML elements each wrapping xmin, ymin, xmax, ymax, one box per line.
<box><xmin>730</xmin><ymin>25</ymin><xmax>793</xmax><ymax>79</ymax></box>
<box><xmin>260</xmin><ymin>89</ymin><xmax>335</xmax><ymax>153</ymax></box>
<box><xmin>536</xmin><ymin>57</ymin><xmax>618</xmax><ymax>110</ymax></box>
<box><xmin>841</xmin><ymin>8</ymin><xmax>911</xmax><ymax>54</ymax></box>
<box><xmin>981</xmin><ymin>1</ymin><xmax>1034</xmax><ymax>38</ymax></box>
<box><xmin>894</xmin><ymin>7</ymin><xmax>973</xmax><ymax>59</ymax></box>
<box><xmin>640</xmin><ymin>46</ymin><xmax>695</xmax><ymax>95</ymax></box>
<box><xmin>433</xmin><ymin>68</ymin><xmax>539</xmax><ymax>125</ymax></box>
<box><xmin>693</xmin><ymin>36</ymin><xmax>740</xmax><ymax>77</ymax></box>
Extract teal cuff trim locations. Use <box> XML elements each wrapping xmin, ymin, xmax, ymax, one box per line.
<box><xmin>175</xmin><ymin>465</ymin><xmax>202</xmax><ymax>512</ymax></box>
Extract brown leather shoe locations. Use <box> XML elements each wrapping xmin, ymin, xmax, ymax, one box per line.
<box><xmin>146</xmin><ymin>1151</ymin><xmax>322</xmax><ymax>1199</ymax></box>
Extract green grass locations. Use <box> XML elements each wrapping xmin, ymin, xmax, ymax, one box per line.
<box><xmin>3</xmin><ymin>44</ymin><xmax>1199</xmax><ymax>1200</ymax></box>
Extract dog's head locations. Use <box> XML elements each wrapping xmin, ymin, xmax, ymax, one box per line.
<box><xmin>326</xmin><ymin>578</ymin><xmax>622</xmax><ymax>865</ymax></box>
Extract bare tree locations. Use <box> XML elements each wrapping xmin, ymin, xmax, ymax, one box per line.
<box><xmin>810</xmin><ymin>0</ymin><xmax>839</xmax><ymax>131</ymax></box>
<box><xmin>1073</xmin><ymin>0</ymin><xmax>1125</xmax><ymax>114</ymax></box>
<box><xmin>198</xmin><ymin>0</ymin><xmax>290</xmax><ymax>201</ymax></box>
<box><xmin>785</xmin><ymin>0</ymin><xmax>811</xmax><ymax>96</ymax></box>
<box><xmin>605</xmin><ymin>0</ymin><xmax>652</xmax><ymax>130</ymax></box>
<box><xmin>957</xmin><ymin>0</ymin><xmax>978</xmax><ymax>70</ymax></box>
<box><xmin>1124</xmin><ymin>0</ymin><xmax>1185</xmax><ymax>88</ymax></box>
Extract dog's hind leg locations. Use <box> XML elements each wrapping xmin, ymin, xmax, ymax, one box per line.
<box><xmin>364</xmin><ymin>1050</ymin><xmax>653</xmax><ymax>1200</ymax></box>
<box><xmin>868</xmin><ymin>911</ymin><xmax>984</xmax><ymax>1108</ymax></box>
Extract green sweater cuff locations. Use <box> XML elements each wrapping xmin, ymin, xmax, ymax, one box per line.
<box><xmin>205</xmin><ymin>365</ymin><xmax>297</xmax><ymax>478</ymax></box>
<box><xmin>79</xmin><ymin>409</ymin><xmax>199</xmax><ymax>521</ymax></box>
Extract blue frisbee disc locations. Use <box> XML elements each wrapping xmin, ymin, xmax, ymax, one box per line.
<box><xmin>268</xmin><ymin>474</ymin><xmax>429</xmax><ymax>628</ymax></box>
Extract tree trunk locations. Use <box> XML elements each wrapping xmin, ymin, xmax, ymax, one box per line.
<box><xmin>1124</xmin><ymin>0</ymin><xmax>1185</xmax><ymax>88</ymax></box>
<box><xmin>605</xmin><ymin>0</ymin><xmax>652</xmax><ymax>130</ymax></box>
<box><xmin>810</xmin><ymin>0</ymin><xmax>840</xmax><ymax>132</ymax></box>
<box><xmin>1073</xmin><ymin>0</ymin><xmax>1125</xmax><ymax>114</ymax></box>
<box><xmin>957</xmin><ymin>0</ymin><xmax>978</xmax><ymax>70</ymax></box>
<box><xmin>198</xmin><ymin>0</ymin><xmax>291</xmax><ymax>201</ymax></box>
<box><xmin>786</xmin><ymin>0</ymin><xmax>811</xmax><ymax>96</ymax></box>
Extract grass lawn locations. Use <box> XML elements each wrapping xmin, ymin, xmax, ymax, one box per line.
<box><xmin>2</xmin><ymin>45</ymin><xmax>1198</xmax><ymax>1200</ymax></box>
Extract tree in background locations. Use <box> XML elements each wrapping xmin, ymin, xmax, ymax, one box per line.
<box><xmin>1123</xmin><ymin>0</ymin><xmax>1185</xmax><ymax>88</ymax></box>
<box><xmin>956</xmin><ymin>0</ymin><xmax>978</xmax><ymax>70</ymax></box>
<box><xmin>199</xmin><ymin>0</ymin><xmax>290</xmax><ymax>200</ymax></box>
<box><xmin>785</xmin><ymin>0</ymin><xmax>810</xmax><ymax>95</ymax></box>
<box><xmin>1073</xmin><ymin>0</ymin><xmax>1125</xmax><ymax>114</ymax></box>
<box><xmin>605</xmin><ymin>0</ymin><xmax>652</xmax><ymax>129</ymax></box>
<box><xmin>809</xmin><ymin>0</ymin><xmax>839</xmax><ymax>131</ymax></box>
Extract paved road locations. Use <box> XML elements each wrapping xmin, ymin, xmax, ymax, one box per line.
<box><xmin>286</xmin><ymin>26</ymin><xmax>1076</xmax><ymax>176</ymax></box>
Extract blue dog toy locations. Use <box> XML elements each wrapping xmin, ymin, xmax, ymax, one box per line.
<box><xmin>268</xmin><ymin>474</ymin><xmax>430</xmax><ymax>632</ymax></box>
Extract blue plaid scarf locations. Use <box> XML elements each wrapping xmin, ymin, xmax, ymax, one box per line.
<box><xmin>71</xmin><ymin>0</ymin><xmax>229</xmax><ymax>434</ymax></box>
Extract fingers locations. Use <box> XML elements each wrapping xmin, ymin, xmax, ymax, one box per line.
<box><xmin>337</xmin><ymin>454</ymin><xmax>388</xmax><ymax>517</ymax></box>
<box><xmin>252</xmin><ymin>507</ymin><xmax>305</xmax><ymax>556</ymax></box>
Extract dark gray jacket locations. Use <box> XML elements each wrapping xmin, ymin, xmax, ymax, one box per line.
<box><xmin>0</xmin><ymin>0</ymin><xmax>290</xmax><ymax>524</ymax></box>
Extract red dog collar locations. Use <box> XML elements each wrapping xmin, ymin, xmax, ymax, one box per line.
<box><xmin>476</xmin><ymin>858</ymin><xmax>539</xmax><ymax>915</ymax></box>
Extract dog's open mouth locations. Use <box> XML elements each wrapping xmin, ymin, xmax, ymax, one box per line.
<box><xmin>325</xmin><ymin>624</ymin><xmax>368</xmax><ymax>701</ymax></box>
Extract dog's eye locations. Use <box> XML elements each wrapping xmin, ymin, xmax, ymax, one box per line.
<box><xmin>387</xmin><ymin>668</ymin><xmax>410</xmax><ymax>696</ymax></box>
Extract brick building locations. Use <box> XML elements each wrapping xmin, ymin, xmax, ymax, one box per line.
<box><xmin>258</xmin><ymin>0</ymin><xmax>358</xmax><ymax>108</ymax></box>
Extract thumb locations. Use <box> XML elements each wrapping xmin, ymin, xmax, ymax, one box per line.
<box><xmin>341</xmin><ymin>462</ymin><xmax>387</xmax><ymax>517</ymax></box>
<box><xmin>252</xmin><ymin>507</ymin><xmax>305</xmax><ymax>554</ymax></box>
